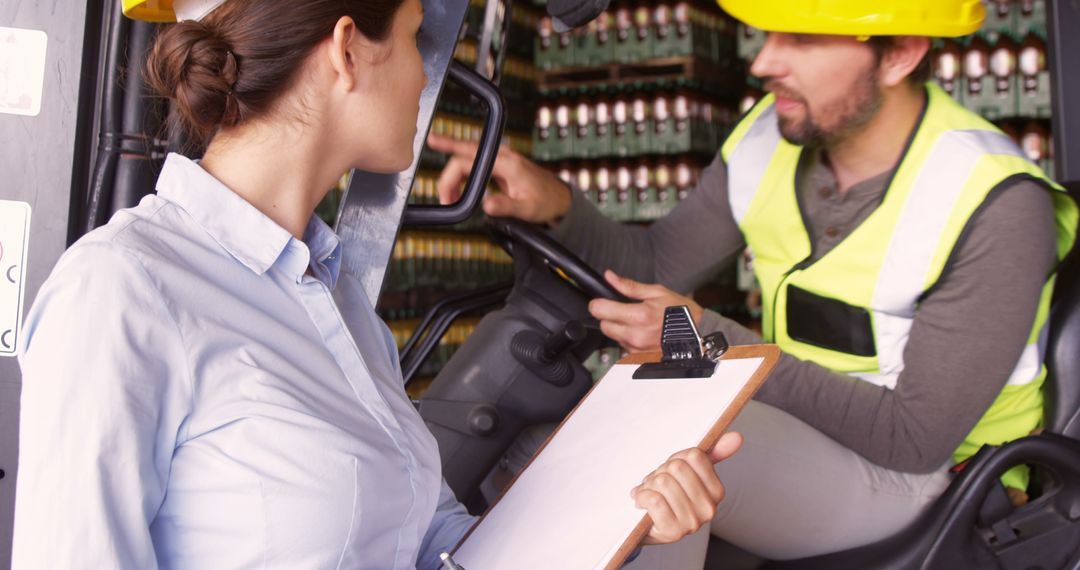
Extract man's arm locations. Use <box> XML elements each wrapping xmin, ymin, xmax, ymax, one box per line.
<box><xmin>549</xmin><ymin>153</ymin><xmax>746</xmax><ymax>294</ymax></box>
<box><xmin>697</xmin><ymin>181</ymin><xmax>1059</xmax><ymax>473</ymax></box>
<box><xmin>427</xmin><ymin>133</ymin><xmax>745</xmax><ymax>296</ymax></box>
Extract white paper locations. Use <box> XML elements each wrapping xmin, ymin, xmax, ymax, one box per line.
<box><xmin>0</xmin><ymin>27</ymin><xmax>48</xmax><ymax>117</ymax></box>
<box><xmin>454</xmin><ymin>357</ymin><xmax>764</xmax><ymax>570</ymax></box>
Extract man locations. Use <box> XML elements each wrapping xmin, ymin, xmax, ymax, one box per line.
<box><xmin>430</xmin><ymin>0</ymin><xmax>1077</xmax><ymax>560</ymax></box>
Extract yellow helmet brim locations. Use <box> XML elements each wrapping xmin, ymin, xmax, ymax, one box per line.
<box><xmin>121</xmin><ymin>0</ymin><xmax>178</xmax><ymax>22</ymax></box>
<box><xmin>718</xmin><ymin>0</ymin><xmax>986</xmax><ymax>38</ymax></box>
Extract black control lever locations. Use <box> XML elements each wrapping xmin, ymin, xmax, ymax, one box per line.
<box><xmin>542</xmin><ymin>320</ymin><xmax>587</xmax><ymax>361</ymax></box>
<box><xmin>511</xmin><ymin>320</ymin><xmax>588</xmax><ymax>387</ymax></box>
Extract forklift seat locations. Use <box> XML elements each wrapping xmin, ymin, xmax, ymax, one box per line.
<box><xmin>1046</xmin><ymin>246</ymin><xmax>1080</xmax><ymax>441</ymax></box>
<box><xmin>764</xmin><ymin>231</ymin><xmax>1080</xmax><ymax>569</ymax></box>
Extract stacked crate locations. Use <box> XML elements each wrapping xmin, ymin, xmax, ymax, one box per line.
<box><xmin>533</xmin><ymin>0</ymin><xmax>743</xmax><ymax>224</ymax></box>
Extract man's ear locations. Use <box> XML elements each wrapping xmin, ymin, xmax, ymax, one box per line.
<box><xmin>878</xmin><ymin>36</ymin><xmax>931</xmax><ymax>88</ymax></box>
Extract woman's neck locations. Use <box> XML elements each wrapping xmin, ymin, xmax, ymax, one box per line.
<box><xmin>199</xmin><ymin>120</ymin><xmax>343</xmax><ymax>240</ymax></box>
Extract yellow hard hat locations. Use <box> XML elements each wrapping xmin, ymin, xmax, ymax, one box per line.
<box><xmin>718</xmin><ymin>0</ymin><xmax>986</xmax><ymax>38</ymax></box>
<box><xmin>121</xmin><ymin>0</ymin><xmax>227</xmax><ymax>22</ymax></box>
<box><xmin>122</xmin><ymin>0</ymin><xmax>178</xmax><ymax>22</ymax></box>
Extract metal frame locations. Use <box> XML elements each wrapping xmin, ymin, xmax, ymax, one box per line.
<box><xmin>1048</xmin><ymin>0</ymin><xmax>1080</xmax><ymax>186</ymax></box>
<box><xmin>335</xmin><ymin>0</ymin><xmax>505</xmax><ymax>307</ymax></box>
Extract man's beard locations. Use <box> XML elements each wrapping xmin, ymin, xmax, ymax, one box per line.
<box><xmin>768</xmin><ymin>69</ymin><xmax>883</xmax><ymax>149</ymax></box>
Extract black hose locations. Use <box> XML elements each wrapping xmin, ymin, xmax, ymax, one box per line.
<box><xmin>84</xmin><ymin>2</ymin><xmax>129</xmax><ymax>236</ymax></box>
<box><xmin>112</xmin><ymin>20</ymin><xmax>167</xmax><ymax>213</ymax></box>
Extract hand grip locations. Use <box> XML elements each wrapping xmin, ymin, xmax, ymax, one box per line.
<box><xmin>404</xmin><ymin>61</ymin><xmax>506</xmax><ymax>226</ymax></box>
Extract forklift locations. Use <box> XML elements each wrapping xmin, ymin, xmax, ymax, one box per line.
<box><xmin>2</xmin><ymin>0</ymin><xmax>1080</xmax><ymax>568</ymax></box>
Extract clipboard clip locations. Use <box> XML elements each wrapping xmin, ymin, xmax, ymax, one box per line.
<box><xmin>632</xmin><ymin>306</ymin><xmax>728</xmax><ymax>380</ymax></box>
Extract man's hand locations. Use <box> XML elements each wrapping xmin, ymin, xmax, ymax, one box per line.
<box><xmin>427</xmin><ymin>133</ymin><xmax>572</xmax><ymax>224</ymax></box>
<box><xmin>589</xmin><ymin>271</ymin><xmax>705</xmax><ymax>353</ymax></box>
<box><xmin>634</xmin><ymin>432</ymin><xmax>743</xmax><ymax>545</ymax></box>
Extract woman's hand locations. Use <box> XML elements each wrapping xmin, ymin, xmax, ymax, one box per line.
<box><xmin>633</xmin><ymin>432</ymin><xmax>743</xmax><ymax>545</ymax></box>
<box><xmin>427</xmin><ymin>133</ymin><xmax>573</xmax><ymax>225</ymax></box>
<box><xmin>588</xmin><ymin>271</ymin><xmax>705</xmax><ymax>353</ymax></box>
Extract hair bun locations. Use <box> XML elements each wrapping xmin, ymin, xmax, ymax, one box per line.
<box><xmin>146</xmin><ymin>20</ymin><xmax>242</xmax><ymax>143</ymax></box>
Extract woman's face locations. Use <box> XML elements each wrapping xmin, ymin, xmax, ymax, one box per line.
<box><xmin>351</xmin><ymin>0</ymin><xmax>427</xmax><ymax>173</ymax></box>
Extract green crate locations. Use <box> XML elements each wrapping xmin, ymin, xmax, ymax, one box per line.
<box><xmin>981</xmin><ymin>0</ymin><xmax>1016</xmax><ymax>42</ymax></box>
<box><xmin>536</xmin><ymin>28</ymin><xmax>576</xmax><ymax>70</ymax></box>
<box><xmin>654</xmin><ymin>183</ymin><xmax>679</xmax><ymax>218</ymax></box>
<box><xmin>737</xmin><ymin>24</ymin><xmax>765</xmax><ymax>61</ymax></box>
<box><xmin>693</xmin><ymin>118</ymin><xmax>714</xmax><ymax>154</ymax></box>
<box><xmin>612</xmin><ymin>7</ymin><xmax>653</xmax><ymax>63</ymax></box>
<box><xmin>935</xmin><ymin>77</ymin><xmax>965</xmax><ymax>107</ymax></box>
<box><xmin>579</xmin><ymin>121</ymin><xmax>614</xmax><ymax>158</ymax></box>
<box><xmin>532</xmin><ymin>128</ymin><xmax>574</xmax><ymax>161</ymax></box>
<box><xmin>1016</xmin><ymin>0</ymin><xmax>1047</xmax><ymax>37</ymax></box>
<box><xmin>635</xmin><ymin>186</ymin><xmax>678</xmax><ymax>221</ymax></box>
<box><xmin>634</xmin><ymin>185</ymin><xmax>658</xmax><ymax>221</ymax></box>
<box><xmin>1017</xmin><ymin>71</ymin><xmax>1051</xmax><ymax>119</ymax></box>
<box><xmin>595</xmin><ymin>186</ymin><xmax>614</xmax><ymax>219</ymax></box>
<box><xmin>962</xmin><ymin>75</ymin><xmax>1017</xmax><ymax>120</ymax></box>
<box><xmin>597</xmin><ymin>184</ymin><xmax>635</xmax><ymax>221</ymax></box>
<box><xmin>652</xmin><ymin>117</ymin><xmax>691</xmax><ymax>154</ymax></box>
<box><xmin>630</xmin><ymin>164</ymin><xmax>656</xmax><ymax>221</ymax></box>
<box><xmin>610</xmin><ymin>97</ymin><xmax>629</xmax><ymax>156</ymax></box>
<box><xmin>534</xmin><ymin>28</ymin><xmax>560</xmax><ymax>70</ymax></box>
<box><xmin>1017</xmin><ymin>32</ymin><xmax>1052</xmax><ymax>119</ymax></box>
<box><xmin>715</xmin><ymin>16</ymin><xmax>737</xmax><ymax>64</ymax></box>
<box><xmin>574</xmin><ymin>15</ymin><xmax>615</xmax><ymax>67</ymax></box>
<box><xmin>614</xmin><ymin>95</ymin><xmax>652</xmax><ymax>156</ymax></box>
<box><xmin>652</xmin><ymin>5</ymin><xmax>713</xmax><ymax>61</ymax></box>
<box><xmin>571</xmin><ymin>101</ymin><xmax>613</xmax><ymax>158</ymax></box>
<box><xmin>534</xmin><ymin>102</ymin><xmax>576</xmax><ymax>160</ymax></box>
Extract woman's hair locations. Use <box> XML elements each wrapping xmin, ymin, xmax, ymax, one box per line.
<box><xmin>146</xmin><ymin>0</ymin><xmax>407</xmax><ymax>148</ymax></box>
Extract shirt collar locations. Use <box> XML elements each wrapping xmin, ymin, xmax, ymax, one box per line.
<box><xmin>808</xmin><ymin>149</ymin><xmax>895</xmax><ymax>198</ymax></box>
<box><xmin>303</xmin><ymin>215</ymin><xmax>343</xmax><ymax>290</ymax></box>
<box><xmin>154</xmin><ymin>153</ymin><xmax>304</xmax><ymax>278</ymax></box>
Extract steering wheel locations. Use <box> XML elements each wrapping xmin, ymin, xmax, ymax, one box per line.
<box><xmin>487</xmin><ymin>217</ymin><xmax>633</xmax><ymax>304</ymax></box>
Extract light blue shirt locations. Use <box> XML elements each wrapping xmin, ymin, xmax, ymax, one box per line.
<box><xmin>15</xmin><ymin>153</ymin><xmax>475</xmax><ymax>569</ymax></box>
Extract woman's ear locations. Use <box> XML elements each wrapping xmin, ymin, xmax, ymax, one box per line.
<box><xmin>328</xmin><ymin>16</ymin><xmax>360</xmax><ymax>91</ymax></box>
<box><xmin>878</xmin><ymin>36</ymin><xmax>931</xmax><ymax>88</ymax></box>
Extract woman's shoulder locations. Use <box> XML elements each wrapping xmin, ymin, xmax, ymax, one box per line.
<box><xmin>40</xmin><ymin>195</ymin><xmax>202</xmax><ymax>308</ymax></box>
<box><xmin>63</xmin><ymin>192</ymin><xmax>224</xmax><ymax>278</ymax></box>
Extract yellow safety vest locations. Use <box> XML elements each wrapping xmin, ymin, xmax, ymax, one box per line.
<box><xmin>721</xmin><ymin>83</ymin><xmax>1077</xmax><ymax>489</ymax></box>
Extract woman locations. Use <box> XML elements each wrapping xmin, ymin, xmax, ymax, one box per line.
<box><xmin>13</xmin><ymin>0</ymin><xmax>740</xmax><ymax>568</ymax></box>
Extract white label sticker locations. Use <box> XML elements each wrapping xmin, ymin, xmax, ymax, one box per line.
<box><xmin>0</xmin><ymin>200</ymin><xmax>31</xmax><ymax>356</ymax></box>
<box><xmin>0</xmin><ymin>27</ymin><xmax>48</xmax><ymax>117</ymax></box>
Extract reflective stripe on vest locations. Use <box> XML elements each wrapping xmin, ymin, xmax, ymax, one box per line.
<box><xmin>868</xmin><ymin>130</ymin><xmax>1040</xmax><ymax>389</ymax></box>
<box><xmin>727</xmin><ymin>105</ymin><xmax>783</xmax><ymax>225</ymax></box>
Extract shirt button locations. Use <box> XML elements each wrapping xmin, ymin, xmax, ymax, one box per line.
<box><xmin>818</xmin><ymin>186</ymin><xmax>834</xmax><ymax>199</ymax></box>
<box><xmin>825</xmin><ymin>226</ymin><xmax>840</xmax><ymax>238</ymax></box>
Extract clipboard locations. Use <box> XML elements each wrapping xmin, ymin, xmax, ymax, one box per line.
<box><xmin>450</xmin><ymin>341</ymin><xmax>780</xmax><ymax>569</ymax></box>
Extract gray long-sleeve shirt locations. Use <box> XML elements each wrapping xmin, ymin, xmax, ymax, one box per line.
<box><xmin>551</xmin><ymin>149</ymin><xmax>1057</xmax><ymax>474</ymax></box>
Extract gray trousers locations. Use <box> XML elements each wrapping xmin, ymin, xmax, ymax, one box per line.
<box><xmin>496</xmin><ymin>401</ymin><xmax>953</xmax><ymax>567</ymax></box>
<box><xmin>706</xmin><ymin>400</ymin><xmax>952</xmax><ymax>560</ymax></box>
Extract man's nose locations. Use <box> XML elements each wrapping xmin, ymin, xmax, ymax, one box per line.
<box><xmin>749</xmin><ymin>33</ymin><xmax>787</xmax><ymax>81</ymax></box>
